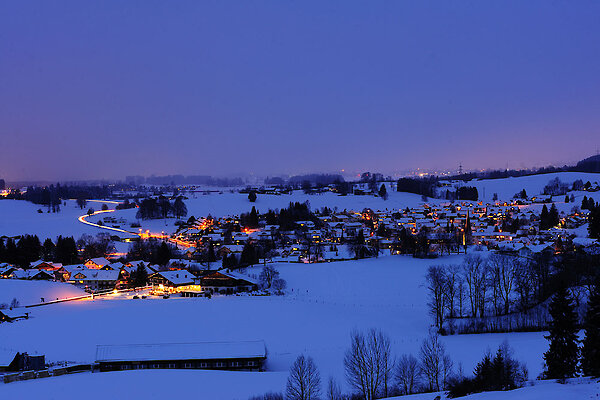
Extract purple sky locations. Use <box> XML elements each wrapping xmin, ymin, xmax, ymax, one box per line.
<box><xmin>1</xmin><ymin>1</ymin><xmax>599</xmax><ymax>181</ymax></box>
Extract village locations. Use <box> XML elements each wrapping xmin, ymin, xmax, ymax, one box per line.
<box><xmin>1</xmin><ymin>177</ymin><xmax>599</xmax><ymax>302</ymax></box>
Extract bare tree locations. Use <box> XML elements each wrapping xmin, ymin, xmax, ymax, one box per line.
<box><xmin>395</xmin><ymin>354</ymin><xmax>420</xmax><ymax>395</ymax></box>
<box><xmin>344</xmin><ymin>329</ymin><xmax>393</xmax><ymax>400</ymax></box>
<box><xmin>462</xmin><ymin>254</ymin><xmax>488</xmax><ymax>317</ymax></box>
<box><xmin>419</xmin><ymin>332</ymin><xmax>453</xmax><ymax>392</ymax></box>
<box><xmin>488</xmin><ymin>253</ymin><xmax>518</xmax><ymax>315</ymax></box>
<box><xmin>326</xmin><ymin>377</ymin><xmax>343</xmax><ymax>400</ymax></box>
<box><xmin>444</xmin><ymin>264</ymin><xmax>461</xmax><ymax>318</ymax></box>
<box><xmin>259</xmin><ymin>265</ymin><xmax>280</xmax><ymax>289</ymax></box>
<box><xmin>426</xmin><ymin>265</ymin><xmax>448</xmax><ymax>331</ymax></box>
<box><xmin>286</xmin><ymin>354</ymin><xmax>322</xmax><ymax>400</ymax></box>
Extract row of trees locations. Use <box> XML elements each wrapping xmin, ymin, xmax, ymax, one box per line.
<box><xmin>255</xmin><ymin>329</ymin><xmax>460</xmax><ymax>400</ymax></box>
<box><xmin>136</xmin><ymin>196</ymin><xmax>187</xmax><ymax>220</ymax></box>
<box><xmin>425</xmin><ymin>252</ymin><xmax>567</xmax><ymax>333</ymax></box>
<box><xmin>127</xmin><ymin>239</ymin><xmax>176</xmax><ymax>266</ymax></box>
<box><xmin>0</xmin><ymin>235</ymin><xmax>79</xmax><ymax>267</ymax></box>
<box><xmin>539</xmin><ymin>204</ymin><xmax>560</xmax><ymax>230</ymax></box>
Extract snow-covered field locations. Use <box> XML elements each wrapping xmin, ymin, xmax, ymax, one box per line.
<box><xmin>2</xmin><ymin>371</ymin><xmax>598</xmax><ymax>400</ymax></box>
<box><xmin>391</xmin><ymin>378</ymin><xmax>600</xmax><ymax>400</ymax></box>
<box><xmin>1</xmin><ymin>255</ymin><xmax>552</xmax><ymax>398</ymax></box>
<box><xmin>467</xmin><ymin>172</ymin><xmax>600</xmax><ymax>202</ymax></box>
<box><xmin>0</xmin><ymin>280</ymin><xmax>85</xmax><ymax>307</ymax></box>
<box><xmin>101</xmin><ymin>188</ymin><xmax>437</xmax><ymax>236</ymax></box>
<box><xmin>0</xmin><ymin>199</ymin><xmax>118</xmax><ymax>241</ymax></box>
<box><xmin>2</xmin><ymin>172</ymin><xmax>599</xmax><ymax>241</ymax></box>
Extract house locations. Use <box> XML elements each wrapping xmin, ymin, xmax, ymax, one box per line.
<box><xmin>10</xmin><ymin>269</ymin><xmax>54</xmax><ymax>281</ymax></box>
<box><xmin>217</xmin><ymin>245</ymin><xmax>245</xmax><ymax>258</ymax></box>
<box><xmin>148</xmin><ymin>270</ymin><xmax>195</xmax><ymax>289</ymax></box>
<box><xmin>68</xmin><ymin>269</ymin><xmax>119</xmax><ymax>291</ymax></box>
<box><xmin>95</xmin><ymin>340</ymin><xmax>267</xmax><ymax>372</ymax></box>
<box><xmin>200</xmin><ymin>271</ymin><xmax>258</xmax><ymax>295</ymax></box>
<box><xmin>0</xmin><ymin>265</ymin><xmax>17</xmax><ymax>278</ymax></box>
<box><xmin>85</xmin><ymin>257</ymin><xmax>111</xmax><ymax>269</ymax></box>
<box><xmin>0</xmin><ymin>309</ymin><xmax>30</xmax><ymax>324</ymax></box>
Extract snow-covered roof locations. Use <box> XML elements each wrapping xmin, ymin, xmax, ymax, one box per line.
<box><xmin>220</xmin><ymin>271</ymin><xmax>258</xmax><ymax>285</ymax></box>
<box><xmin>72</xmin><ymin>269</ymin><xmax>119</xmax><ymax>281</ymax></box>
<box><xmin>0</xmin><ymin>348</ymin><xmax>17</xmax><ymax>366</ymax></box>
<box><xmin>95</xmin><ymin>340</ymin><xmax>266</xmax><ymax>362</ymax></box>
<box><xmin>86</xmin><ymin>257</ymin><xmax>110</xmax><ymax>266</ymax></box>
<box><xmin>153</xmin><ymin>270</ymin><xmax>195</xmax><ymax>285</ymax></box>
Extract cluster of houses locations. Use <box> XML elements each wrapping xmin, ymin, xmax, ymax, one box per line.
<box><xmin>173</xmin><ymin>198</ymin><xmax>598</xmax><ymax>261</ymax></box>
<box><xmin>0</xmin><ymin>257</ymin><xmax>258</xmax><ymax>296</ymax></box>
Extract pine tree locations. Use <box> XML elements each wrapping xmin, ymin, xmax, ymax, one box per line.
<box><xmin>581</xmin><ymin>277</ymin><xmax>600</xmax><ymax>377</ymax></box>
<box><xmin>378</xmin><ymin>184</ymin><xmax>388</xmax><ymax>200</ymax></box>
<box><xmin>540</xmin><ymin>205</ymin><xmax>549</xmax><ymax>230</ymax></box>
<box><xmin>588</xmin><ymin>203</ymin><xmax>600</xmax><ymax>239</ymax></box>
<box><xmin>544</xmin><ymin>286</ymin><xmax>579</xmax><ymax>381</ymax></box>
<box><xmin>549</xmin><ymin>204</ymin><xmax>560</xmax><ymax>227</ymax></box>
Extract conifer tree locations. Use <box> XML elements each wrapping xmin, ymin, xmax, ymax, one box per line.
<box><xmin>588</xmin><ymin>203</ymin><xmax>600</xmax><ymax>239</ymax></box>
<box><xmin>543</xmin><ymin>286</ymin><xmax>579</xmax><ymax>381</ymax></box>
<box><xmin>549</xmin><ymin>203</ymin><xmax>560</xmax><ymax>228</ymax></box>
<box><xmin>582</xmin><ymin>277</ymin><xmax>600</xmax><ymax>377</ymax></box>
<box><xmin>540</xmin><ymin>205</ymin><xmax>549</xmax><ymax>230</ymax></box>
<box><xmin>378</xmin><ymin>184</ymin><xmax>388</xmax><ymax>200</ymax></box>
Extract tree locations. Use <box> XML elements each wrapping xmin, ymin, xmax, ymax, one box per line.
<box><xmin>131</xmin><ymin>264</ymin><xmax>148</xmax><ymax>288</ymax></box>
<box><xmin>426</xmin><ymin>265</ymin><xmax>448</xmax><ymax>331</ymax></box>
<box><xmin>259</xmin><ymin>265</ymin><xmax>279</xmax><ymax>289</ymax></box>
<box><xmin>581</xmin><ymin>277</ymin><xmax>600</xmax><ymax>377</ymax></box>
<box><xmin>87</xmin><ymin>208</ymin><xmax>95</xmax><ymax>216</ymax></box>
<box><xmin>588</xmin><ymin>203</ymin><xmax>600</xmax><ymax>239</ymax></box>
<box><xmin>326</xmin><ymin>377</ymin><xmax>343</xmax><ymax>400</ymax></box>
<box><xmin>156</xmin><ymin>242</ymin><xmax>172</xmax><ymax>266</ymax></box>
<box><xmin>548</xmin><ymin>203</ymin><xmax>560</xmax><ymax>228</ymax></box>
<box><xmin>10</xmin><ymin>298</ymin><xmax>20</xmax><ymax>309</ymax></box>
<box><xmin>540</xmin><ymin>205</ymin><xmax>549</xmax><ymax>230</ymax></box>
<box><xmin>396</xmin><ymin>354</ymin><xmax>421</xmax><ymax>395</ymax></box>
<box><xmin>543</xmin><ymin>286</ymin><xmax>579</xmax><ymax>381</ymax></box>
<box><xmin>273</xmin><ymin>278</ymin><xmax>287</xmax><ymax>293</ymax></box>
<box><xmin>76</xmin><ymin>195</ymin><xmax>87</xmax><ymax>209</ymax></box>
<box><xmin>378</xmin><ymin>184</ymin><xmax>388</xmax><ymax>200</ymax></box>
<box><xmin>419</xmin><ymin>332</ymin><xmax>453</xmax><ymax>392</ymax></box>
<box><xmin>173</xmin><ymin>196</ymin><xmax>188</xmax><ymax>219</ymax></box>
<box><xmin>248</xmin><ymin>191</ymin><xmax>257</xmax><ymax>202</ymax></box>
<box><xmin>286</xmin><ymin>354</ymin><xmax>321</xmax><ymax>400</ymax></box>
<box><xmin>344</xmin><ymin>329</ymin><xmax>393</xmax><ymax>400</ymax></box>
<box><xmin>101</xmin><ymin>203</ymin><xmax>109</xmax><ymax>211</ymax></box>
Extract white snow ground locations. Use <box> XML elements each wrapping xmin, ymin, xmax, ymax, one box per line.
<box><xmin>1</xmin><ymin>256</ymin><xmax>553</xmax><ymax>398</ymax></box>
<box><xmin>0</xmin><ymin>280</ymin><xmax>85</xmax><ymax>307</ymax></box>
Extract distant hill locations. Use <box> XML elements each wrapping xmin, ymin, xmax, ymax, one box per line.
<box><xmin>575</xmin><ymin>154</ymin><xmax>600</xmax><ymax>173</ymax></box>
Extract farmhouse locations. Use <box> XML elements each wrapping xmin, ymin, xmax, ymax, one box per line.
<box><xmin>95</xmin><ymin>341</ymin><xmax>267</xmax><ymax>372</ymax></box>
<box><xmin>85</xmin><ymin>257</ymin><xmax>111</xmax><ymax>269</ymax></box>
<box><xmin>200</xmin><ymin>271</ymin><xmax>258</xmax><ymax>295</ymax></box>
<box><xmin>68</xmin><ymin>269</ymin><xmax>119</xmax><ymax>291</ymax></box>
<box><xmin>148</xmin><ymin>270</ymin><xmax>195</xmax><ymax>289</ymax></box>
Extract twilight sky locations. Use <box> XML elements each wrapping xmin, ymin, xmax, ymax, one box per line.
<box><xmin>1</xmin><ymin>1</ymin><xmax>599</xmax><ymax>181</ymax></box>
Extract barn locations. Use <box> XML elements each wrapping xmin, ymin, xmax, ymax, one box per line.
<box><xmin>95</xmin><ymin>340</ymin><xmax>267</xmax><ymax>372</ymax></box>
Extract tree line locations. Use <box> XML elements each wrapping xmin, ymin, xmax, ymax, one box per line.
<box><xmin>425</xmin><ymin>249</ymin><xmax>599</xmax><ymax>334</ymax></box>
<box><xmin>136</xmin><ymin>196</ymin><xmax>187</xmax><ymax>220</ymax></box>
<box><xmin>0</xmin><ymin>235</ymin><xmax>79</xmax><ymax>267</ymax></box>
